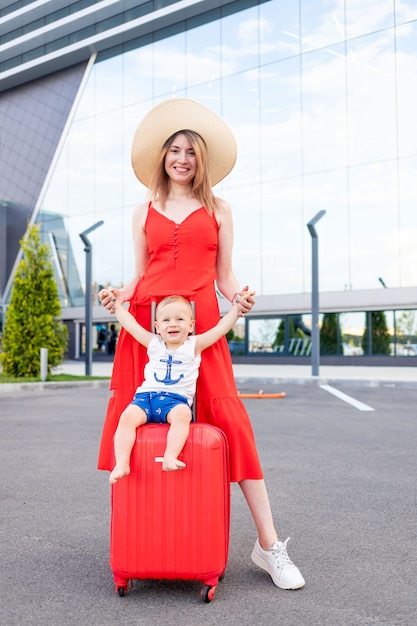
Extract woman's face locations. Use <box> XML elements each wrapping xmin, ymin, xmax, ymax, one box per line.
<box><xmin>164</xmin><ymin>133</ymin><xmax>197</xmax><ymax>185</ymax></box>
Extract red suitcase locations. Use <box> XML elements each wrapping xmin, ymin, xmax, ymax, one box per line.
<box><xmin>110</xmin><ymin>422</ymin><xmax>230</xmax><ymax>602</ymax></box>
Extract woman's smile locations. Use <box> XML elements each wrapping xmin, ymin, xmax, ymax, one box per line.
<box><xmin>165</xmin><ymin>134</ymin><xmax>196</xmax><ymax>182</ymax></box>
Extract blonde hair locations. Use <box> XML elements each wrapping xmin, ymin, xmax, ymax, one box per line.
<box><xmin>149</xmin><ymin>130</ymin><xmax>221</xmax><ymax>214</ymax></box>
<box><xmin>156</xmin><ymin>295</ymin><xmax>194</xmax><ymax>319</ymax></box>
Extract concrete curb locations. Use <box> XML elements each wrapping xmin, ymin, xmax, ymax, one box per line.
<box><xmin>0</xmin><ymin>379</ymin><xmax>111</xmax><ymax>393</ymax></box>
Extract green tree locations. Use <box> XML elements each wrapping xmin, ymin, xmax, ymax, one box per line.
<box><xmin>274</xmin><ymin>318</ymin><xmax>294</xmax><ymax>347</ymax></box>
<box><xmin>397</xmin><ymin>311</ymin><xmax>417</xmax><ymax>342</ymax></box>
<box><xmin>361</xmin><ymin>311</ymin><xmax>391</xmax><ymax>355</ymax></box>
<box><xmin>320</xmin><ymin>313</ymin><xmax>339</xmax><ymax>355</ymax></box>
<box><xmin>274</xmin><ymin>317</ymin><xmax>306</xmax><ymax>350</ymax></box>
<box><xmin>0</xmin><ymin>223</ymin><xmax>68</xmax><ymax>377</ymax></box>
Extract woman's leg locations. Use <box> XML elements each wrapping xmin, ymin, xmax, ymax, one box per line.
<box><xmin>239</xmin><ymin>478</ymin><xmax>305</xmax><ymax>590</ymax></box>
<box><xmin>109</xmin><ymin>405</ymin><xmax>146</xmax><ymax>483</ymax></box>
<box><xmin>239</xmin><ymin>479</ymin><xmax>278</xmax><ymax>549</ymax></box>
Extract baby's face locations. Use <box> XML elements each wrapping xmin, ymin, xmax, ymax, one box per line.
<box><xmin>155</xmin><ymin>301</ymin><xmax>195</xmax><ymax>346</ymax></box>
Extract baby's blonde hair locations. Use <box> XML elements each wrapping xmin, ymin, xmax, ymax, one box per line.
<box><xmin>156</xmin><ymin>295</ymin><xmax>193</xmax><ymax>319</ymax></box>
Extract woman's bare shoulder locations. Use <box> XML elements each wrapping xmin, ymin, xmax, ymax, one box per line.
<box><xmin>132</xmin><ymin>200</ymin><xmax>149</xmax><ymax>216</ymax></box>
<box><xmin>132</xmin><ymin>201</ymin><xmax>150</xmax><ymax>226</ymax></box>
<box><xmin>213</xmin><ymin>197</ymin><xmax>232</xmax><ymax>226</ymax></box>
<box><xmin>215</xmin><ymin>197</ymin><xmax>231</xmax><ymax>210</ymax></box>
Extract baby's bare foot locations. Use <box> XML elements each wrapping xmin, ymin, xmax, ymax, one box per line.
<box><xmin>162</xmin><ymin>457</ymin><xmax>186</xmax><ymax>472</ymax></box>
<box><xmin>109</xmin><ymin>464</ymin><xmax>130</xmax><ymax>484</ymax></box>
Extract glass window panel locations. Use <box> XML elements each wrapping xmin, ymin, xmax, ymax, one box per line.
<box><xmin>348</xmin><ymin>161</ymin><xmax>400</xmax><ymax>289</ymax></box>
<box><xmin>226</xmin><ymin>181</ymin><xmax>262</xmax><ymax>294</ymax></box>
<box><xmin>260</xmin><ymin>0</ymin><xmax>300</xmax><ymax>65</ymax></box>
<box><xmin>396</xmin><ymin>21</ymin><xmax>417</xmax><ymax>159</ymax></box>
<box><xmin>395</xmin><ymin>1</ymin><xmax>417</xmax><ymax>23</ymax></box>
<box><xmin>302</xmin><ymin>169</ymin><xmax>350</xmax><ymax>292</ymax></box>
<box><xmin>347</xmin><ymin>31</ymin><xmax>397</xmax><ymax>164</ymax></box>
<box><xmin>383</xmin><ymin>310</ymin><xmax>395</xmax><ymax>355</ymax></box>
<box><xmin>247</xmin><ymin>317</ymin><xmax>283</xmax><ymax>353</ymax></box>
<box><xmin>395</xmin><ymin>309</ymin><xmax>417</xmax><ymax>356</ymax></box>
<box><xmin>361</xmin><ymin>310</ymin><xmax>393</xmax><ymax>355</ymax></box>
<box><xmin>153</xmin><ymin>32</ymin><xmax>186</xmax><ymax>97</ymax></box>
<box><xmin>300</xmin><ymin>0</ymin><xmax>347</xmax><ymax>50</ymax></box>
<box><xmin>301</xmin><ymin>313</ymin><xmax>312</xmax><ymax>337</ymax></box>
<box><xmin>288</xmin><ymin>314</ymin><xmax>312</xmax><ymax>355</ymax></box>
<box><xmin>93</xmin><ymin>55</ymin><xmax>123</xmax><ymax>116</ymax></box>
<box><xmin>66</xmin><ymin>117</ymin><xmax>96</xmax><ymax>216</ymax></box>
<box><xmin>93</xmin><ymin>211</ymin><xmax>126</xmax><ymax>287</ymax></box>
<box><xmin>261</xmin><ymin>56</ymin><xmax>302</xmax><ymax>181</ymax></box>
<box><xmin>319</xmin><ymin>312</ymin><xmax>341</xmax><ymax>355</ymax></box>
<box><xmin>186</xmin><ymin>81</ymin><xmax>222</xmax><ymax>118</ymax></box>
<box><xmin>42</xmin><ymin>115</ymin><xmax>101</xmax><ymax>290</ymax></box>
<box><xmin>118</xmin><ymin>40</ymin><xmax>154</xmax><ymax>109</ymax></box>
<box><xmin>42</xmin><ymin>143</ymin><xmax>71</xmax><ymax>218</ymax></box>
<box><xmin>42</xmin><ymin>116</ymin><xmax>95</xmax><ymax>224</ymax></box>
<box><xmin>346</xmin><ymin>0</ymin><xmax>394</xmax><ymax>40</ymax></box>
<box><xmin>222</xmin><ymin>69</ymin><xmax>261</xmax><ymax>192</ymax></box>
<box><xmin>339</xmin><ymin>311</ymin><xmax>365</xmax><ymax>355</ymax></box>
<box><xmin>94</xmin><ymin>109</ymin><xmax>124</xmax><ymax>213</ymax></box>
<box><xmin>300</xmin><ymin>44</ymin><xmax>348</xmax><ymax>173</ymax></box>
<box><xmin>398</xmin><ymin>156</ymin><xmax>417</xmax><ymax>287</ymax></box>
<box><xmin>73</xmin><ymin>66</ymin><xmax>95</xmax><ymax>121</ymax></box>
<box><xmin>258</xmin><ymin>179</ymin><xmax>304</xmax><ymax>295</ymax></box>
<box><xmin>185</xmin><ymin>19</ymin><xmax>221</xmax><ymax>89</ymax></box>
<box><xmin>220</xmin><ymin>4</ymin><xmax>260</xmax><ymax>77</ymax></box>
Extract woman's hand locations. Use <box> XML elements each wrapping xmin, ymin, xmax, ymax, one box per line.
<box><xmin>99</xmin><ymin>282</ymin><xmax>136</xmax><ymax>311</ymax></box>
<box><xmin>99</xmin><ymin>287</ymin><xmax>118</xmax><ymax>313</ymax></box>
<box><xmin>235</xmin><ymin>285</ymin><xmax>255</xmax><ymax>316</ymax></box>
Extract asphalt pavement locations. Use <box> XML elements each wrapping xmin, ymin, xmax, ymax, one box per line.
<box><xmin>1</xmin><ymin>367</ymin><xmax>416</xmax><ymax>625</ymax></box>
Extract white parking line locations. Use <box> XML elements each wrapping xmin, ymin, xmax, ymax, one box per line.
<box><xmin>320</xmin><ymin>384</ymin><xmax>375</xmax><ymax>411</ymax></box>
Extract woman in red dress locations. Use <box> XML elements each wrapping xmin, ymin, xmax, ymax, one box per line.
<box><xmin>98</xmin><ymin>99</ymin><xmax>304</xmax><ymax>590</ymax></box>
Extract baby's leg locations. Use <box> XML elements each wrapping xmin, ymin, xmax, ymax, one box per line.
<box><xmin>109</xmin><ymin>405</ymin><xmax>147</xmax><ymax>484</ymax></box>
<box><xmin>163</xmin><ymin>404</ymin><xmax>192</xmax><ymax>471</ymax></box>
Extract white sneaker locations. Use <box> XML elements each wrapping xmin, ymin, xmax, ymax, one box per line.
<box><xmin>251</xmin><ymin>537</ymin><xmax>305</xmax><ymax>590</ymax></box>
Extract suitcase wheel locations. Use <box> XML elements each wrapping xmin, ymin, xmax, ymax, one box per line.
<box><xmin>201</xmin><ymin>584</ymin><xmax>217</xmax><ymax>603</ymax></box>
<box><xmin>114</xmin><ymin>578</ymin><xmax>131</xmax><ymax>597</ymax></box>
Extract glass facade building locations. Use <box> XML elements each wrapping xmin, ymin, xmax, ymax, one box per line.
<box><xmin>37</xmin><ymin>0</ymin><xmax>417</xmax><ymax>294</ymax></box>
<box><xmin>1</xmin><ymin>0</ymin><xmax>417</xmax><ymax>360</ymax></box>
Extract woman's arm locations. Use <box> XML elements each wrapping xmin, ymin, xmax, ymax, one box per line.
<box><xmin>215</xmin><ymin>199</ymin><xmax>255</xmax><ymax>315</ymax></box>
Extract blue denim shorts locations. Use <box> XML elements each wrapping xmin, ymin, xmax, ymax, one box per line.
<box><xmin>130</xmin><ymin>391</ymin><xmax>190</xmax><ymax>423</ymax></box>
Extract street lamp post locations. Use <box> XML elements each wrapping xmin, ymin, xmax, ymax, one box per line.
<box><xmin>79</xmin><ymin>220</ymin><xmax>104</xmax><ymax>376</ymax></box>
<box><xmin>307</xmin><ymin>210</ymin><xmax>326</xmax><ymax>377</ymax></box>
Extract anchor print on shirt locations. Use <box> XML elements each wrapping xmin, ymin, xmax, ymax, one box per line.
<box><xmin>154</xmin><ymin>353</ymin><xmax>184</xmax><ymax>385</ymax></box>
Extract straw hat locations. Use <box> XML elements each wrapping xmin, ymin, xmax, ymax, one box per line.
<box><xmin>131</xmin><ymin>98</ymin><xmax>237</xmax><ymax>187</ymax></box>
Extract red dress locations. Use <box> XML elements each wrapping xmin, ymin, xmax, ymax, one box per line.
<box><xmin>97</xmin><ymin>205</ymin><xmax>263</xmax><ymax>482</ymax></box>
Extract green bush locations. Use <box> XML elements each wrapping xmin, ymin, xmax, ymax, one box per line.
<box><xmin>0</xmin><ymin>224</ymin><xmax>68</xmax><ymax>377</ymax></box>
